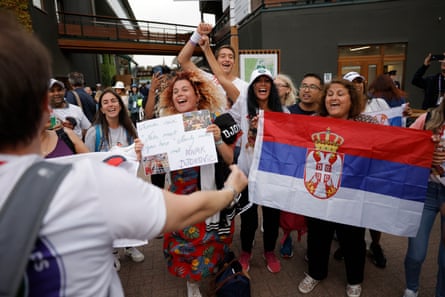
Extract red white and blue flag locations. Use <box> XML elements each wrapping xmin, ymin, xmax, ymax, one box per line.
<box><xmin>249</xmin><ymin>111</ymin><xmax>434</xmax><ymax>236</ymax></box>
<box><xmin>364</xmin><ymin>105</ymin><xmax>405</xmax><ymax>127</ymax></box>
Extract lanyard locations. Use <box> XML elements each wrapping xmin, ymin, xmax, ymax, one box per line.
<box><xmin>437</xmin><ymin>75</ymin><xmax>444</xmax><ymax>105</ymax></box>
<box><xmin>439</xmin><ymin>75</ymin><xmax>442</xmax><ymax>95</ymax></box>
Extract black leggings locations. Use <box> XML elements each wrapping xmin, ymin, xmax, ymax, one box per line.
<box><xmin>240</xmin><ymin>188</ymin><xmax>280</xmax><ymax>253</ymax></box>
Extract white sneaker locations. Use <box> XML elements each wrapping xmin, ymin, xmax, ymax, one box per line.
<box><xmin>113</xmin><ymin>250</ymin><xmax>120</xmax><ymax>271</ymax></box>
<box><xmin>186</xmin><ymin>281</ymin><xmax>202</xmax><ymax>297</ymax></box>
<box><xmin>124</xmin><ymin>247</ymin><xmax>144</xmax><ymax>262</ymax></box>
<box><xmin>403</xmin><ymin>288</ymin><xmax>418</xmax><ymax>297</ymax></box>
<box><xmin>346</xmin><ymin>284</ymin><xmax>362</xmax><ymax>297</ymax></box>
<box><xmin>298</xmin><ymin>273</ymin><xmax>320</xmax><ymax>294</ymax></box>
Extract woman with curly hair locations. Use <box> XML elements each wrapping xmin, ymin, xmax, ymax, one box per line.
<box><xmin>158</xmin><ymin>70</ymin><xmax>240</xmax><ymax>297</ymax></box>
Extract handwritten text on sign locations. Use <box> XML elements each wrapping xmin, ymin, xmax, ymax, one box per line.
<box><xmin>137</xmin><ymin>113</ymin><xmax>217</xmax><ymax>171</ymax></box>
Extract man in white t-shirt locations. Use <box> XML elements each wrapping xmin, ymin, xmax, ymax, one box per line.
<box><xmin>177</xmin><ymin>23</ymin><xmax>248</xmax><ymax>110</ymax></box>
<box><xmin>49</xmin><ymin>79</ymin><xmax>91</xmax><ymax>139</ymax></box>
<box><xmin>0</xmin><ymin>12</ymin><xmax>247</xmax><ymax>297</ymax></box>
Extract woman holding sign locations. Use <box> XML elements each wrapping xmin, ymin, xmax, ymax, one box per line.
<box><xmin>84</xmin><ymin>88</ymin><xmax>145</xmax><ymax>271</ymax></box>
<box><xmin>157</xmin><ymin>70</ymin><xmax>241</xmax><ymax>297</ymax></box>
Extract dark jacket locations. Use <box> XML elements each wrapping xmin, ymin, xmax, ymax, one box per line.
<box><xmin>66</xmin><ymin>88</ymin><xmax>97</xmax><ymax>122</ymax></box>
<box><xmin>411</xmin><ymin>64</ymin><xmax>445</xmax><ymax>109</ymax></box>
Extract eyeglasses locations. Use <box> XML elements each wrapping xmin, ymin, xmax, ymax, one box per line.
<box><xmin>299</xmin><ymin>84</ymin><xmax>321</xmax><ymax>91</ymax></box>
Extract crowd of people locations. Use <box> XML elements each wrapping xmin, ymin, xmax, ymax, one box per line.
<box><xmin>1</xmin><ymin>11</ymin><xmax>444</xmax><ymax>297</ymax></box>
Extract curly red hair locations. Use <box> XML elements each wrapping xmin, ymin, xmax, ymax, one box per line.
<box><xmin>157</xmin><ymin>70</ymin><xmax>225</xmax><ymax>116</ymax></box>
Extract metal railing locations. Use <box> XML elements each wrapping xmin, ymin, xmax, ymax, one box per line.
<box><xmin>57</xmin><ymin>12</ymin><xmax>196</xmax><ymax>45</ymax></box>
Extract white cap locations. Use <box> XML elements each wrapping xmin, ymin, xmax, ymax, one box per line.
<box><xmin>249</xmin><ymin>67</ymin><xmax>273</xmax><ymax>86</ymax></box>
<box><xmin>49</xmin><ymin>78</ymin><xmax>65</xmax><ymax>89</ymax></box>
<box><xmin>112</xmin><ymin>81</ymin><xmax>125</xmax><ymax>89</ymax></box>
<box><xmin>343</xmin><ymin>71</ymin><xmax>365</xmax><ymax>82</ymax></box>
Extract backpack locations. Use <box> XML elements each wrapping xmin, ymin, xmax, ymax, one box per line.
<box><xmin>94</xmin><ymin>125</ymin><xmax>133</xmax><ymax>152</ymax></box>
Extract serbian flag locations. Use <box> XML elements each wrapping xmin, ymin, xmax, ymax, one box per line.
<box><xmin>364</xmin><ymin>105</ymin><xmax>405</xmax><ymax>127</ymax></box>
<box><xmin>248</xmin><ymin>111</ymin><xmax>434</xmax><ymax>237</ymax></box>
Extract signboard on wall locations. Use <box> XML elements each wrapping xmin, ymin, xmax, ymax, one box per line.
<box><xmin>239</xmin><ymin>49</ymin><xmax>280</xmax><ymax>82</ymax></box>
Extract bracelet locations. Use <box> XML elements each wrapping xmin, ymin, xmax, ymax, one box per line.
<box><xmin>223</xmin><ymin>185</ymin><xmax>242</xmax><ymax>208</ymax></box>
<box><xmin>189</xmin><ymin>31</ymin><xmax>201</xmax><ymax>45</ymax></box>
<box><xmin>215</xmin><ymin>139</ymin><xmax>223</xmax><ymax>146</ymax></box>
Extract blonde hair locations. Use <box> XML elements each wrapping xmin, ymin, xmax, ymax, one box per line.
<box><xmin>157</xmin><ymin>70</ymin><xmax>225</xmax><ymax>116</ymax></box>
<box><xmin>425</xmin><ymin>99</ymin><xmax>445</xmax><ymax>132</ymax></box>
<box><xmin>275</xmin><ymin>74</ymin><xmax>297</xmax><ymax>106</ymax></box>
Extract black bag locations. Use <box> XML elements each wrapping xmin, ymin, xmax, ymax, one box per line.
<box><xmin>214</xmin><ymin>252</ymin><xmax>251</xmax><ymax>297</ymax></box>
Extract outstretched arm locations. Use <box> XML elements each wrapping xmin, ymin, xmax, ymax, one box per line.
<box><xmin>177</xmin><ymin>23</ymin><xmax>212</xmax><ymax>71</ymax></box>
<box><xmin>411</xmin><ymin>53</ymin><xmax>431</xmax><ymax>89</ymax></box>
<box><xmin>200</xmin><ymin>34</ymin><xmax>240</xmax><ymax>103</ymax></box>
<box><xmin>161</xmin><ymin>164</ymin><xmax>247</xmax><ymax>232</ymax></box>
<box><xmin>144</xmin><ymin>72</ymin><xmax>164</xmax><ymax>120</ymax></box>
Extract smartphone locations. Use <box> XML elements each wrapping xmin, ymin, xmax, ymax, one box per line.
<box><xmin>431</xmin><ymin>54</ymin><xmax>445</xmax><ymax>61</ymax></box>
<box><xmin>152</xmin><ymin>66</ymin><xmax>163</xmax><ymax>75</ymax></box>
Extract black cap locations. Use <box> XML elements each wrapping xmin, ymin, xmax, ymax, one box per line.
<box><xmin>214</xmin><ymin>113</ymin><xmax>241</xmax><ymax>145</ymax></box>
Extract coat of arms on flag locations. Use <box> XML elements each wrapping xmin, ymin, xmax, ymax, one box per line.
<box><xmin>305</xmin><ymin>129</ymin><xmax>344</xmax><ymax>199</ymax></box>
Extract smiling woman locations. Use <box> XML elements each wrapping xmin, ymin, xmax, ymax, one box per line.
<box><xmin>83</xmin><ymin>88</ymin><xmax>144</xmax><ymax>271</ymax></box>
<box><xmin>154</xmin><ymin>70</ymin><xmax>241</xmax><ymax>296</ymax></box>
<box><xmin>299</xmin><ymin>78</ymin><xmax>378</xmax><ymax>297</ymax></box>
<box><xmin>84</xmin><ymin>88</ymin><xmax>137</xmax><ymax>152</ymax></box>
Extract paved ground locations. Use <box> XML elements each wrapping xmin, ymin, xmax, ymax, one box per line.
<box><xmin>118</xmin><ymin>215</ymin><xmax>441</xmax><ymax>297</ymax></box>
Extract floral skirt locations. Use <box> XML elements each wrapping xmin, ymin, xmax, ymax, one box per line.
<box><xmin>163</xmin><ymin>220</ymin><xmax>234</xmax><ymax>281</ymax></box>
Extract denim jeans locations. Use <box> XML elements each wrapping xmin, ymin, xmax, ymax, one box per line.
<box><xmin>404</xmin><ymin>182</ymin><xmax>445</xmax><ymax>297</ymax></box>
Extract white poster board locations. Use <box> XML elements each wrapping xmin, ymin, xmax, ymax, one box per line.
<box><xmin>137</xmin><ymin>110</ymin><xmax>217</xmax><ymax>174</ymax></box>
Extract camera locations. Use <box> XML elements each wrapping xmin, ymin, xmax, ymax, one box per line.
<box><xmin>431</xmin><ymin>54</ymin><xmax>445</xmax><ymax>61</ymax></box>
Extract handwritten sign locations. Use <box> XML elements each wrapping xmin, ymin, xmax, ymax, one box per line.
<box><xmin>137</xmin><ymin>111</ymin><xmax>217</xmax><ymax>173</ymax></box>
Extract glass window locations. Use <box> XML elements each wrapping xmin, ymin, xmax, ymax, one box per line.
<box><xmin>383</xmin><ymin>44</ymin><xmax>406</xmax><ymax>56</ymax></box>
<box><xmin>338</xmin><ymin>45</ymin><xmax>380</xmax><ymax>57</ymax></box>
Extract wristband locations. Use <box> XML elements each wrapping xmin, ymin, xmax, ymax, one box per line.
<box><xmin>215</xmin><ymin>138</ymin><xmax>223</xmax><ymax>146</ymax></box>
<box><xmin>189</xmin><ymin>31</ymin><xmax>201</xmax><ymax>46</ymax></box>
<box><xmin>223</xmin><ymin>185</ymin><xmax>242</xmax><ymax>208</ymax></box>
